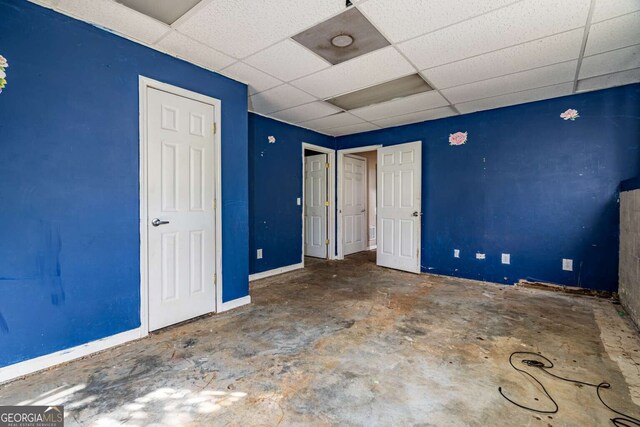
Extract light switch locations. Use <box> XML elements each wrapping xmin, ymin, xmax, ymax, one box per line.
<box><xmin>257</xmin><ymin>249</ymin><xmax>263</xmax><ymax>259</ymax></box>
<box><xmin>297</xmin><ymin>197</ymin><xmax>301</xmax><ymax>206</ymax></box>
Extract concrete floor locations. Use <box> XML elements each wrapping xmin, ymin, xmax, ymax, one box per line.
<box><xmin>1</xmin><ymin>252</ymin><xmax>639</xmax><ymax>426</ymax></box>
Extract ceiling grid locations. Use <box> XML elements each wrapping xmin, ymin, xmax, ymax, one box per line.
<box><xmin>29</xmin><ymin>0</ymin><xmax>640</xmax><ymax>136</ymax></box>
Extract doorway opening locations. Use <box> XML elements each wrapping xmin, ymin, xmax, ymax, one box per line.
<box><xmin>338</xmin><ymin>142</ymin><xmax>422</xmax><ymax>274</ymax></box>
<box><xmin>302</xmin><ymin>143</ymin><xmax>336</xmax><ymax>264</ymax></box>
<box><xmin>338</xmin><ymin>146</ymin><xmax>380</xmax><ymax>263</ymax></box>
<box><xmin>139</xmin><ymin>76</ymin><xmax>223</xmax><ymax>334</ymax></box>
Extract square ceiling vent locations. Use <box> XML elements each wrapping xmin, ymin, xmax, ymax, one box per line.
<box><xmin>326</xmin><ymin>74</ymin><xmax>433</xmax><ymax>111</ymax></box>
<box><xmin>292</xmin><ymin>7</ymin><xmax>390</xmax><ymax>65</ymax></box>
<box><xmin>116</xmin><ymin>0</ymin><xmax>202</xmax><ymax>25</ymax></box>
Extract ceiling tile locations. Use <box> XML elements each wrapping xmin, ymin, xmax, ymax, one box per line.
<box><xmin>577</xmin><ymin>67</ymin><xmax>640</xmax><ymax>92</ymax></box>
<box><xmin>177</xmin><ymin>0</ymin><xmax>344</xmax><ymax>59</ymax></box>
<box><xmin>398</xmin><ymin>0</ymin><xmax>590</xmax><ymax>70</ymax></box>
<box><xmin>29</xmin><ymin>0</ymin><xmax>59</xmax><ymax>7</ymax></box>
<box><xmin>372</xmin><ymin>106</ymin><xmax>458</xmax><ymax>128</ymax></box>
<box><xmin>350</xmin><ymin>90</ymin><xmax>449</xmax><ymax>121</ymax></box>
<box><xmin>270</xmin><ymin>101</ymin><xmax>342</xmax><ymax>123</ymax></box>
<box><xmin>455</xmin><ymin>82</ymin><xmax>574</xmax><ymax>114</ymax></box>
<box><xmin>57</xmin><ymin>0</ymin><xmax>170</xmax><ymax>44</ymax></box>
<box><xmin>291</xmin><ymin>46</ymin><xmax>415</xmax><ymax>98</ymax></box>
<box><xmin>156</xmin><ymin>32</ymin><xmax>235</xmax><ymax>71</ymax></box>
<box><xmin>580</xmin><ymin>45</ymin><xmax>640</xmax><ymax>79</ymax></box>
<box><xmin>584</xmin><ymin>11</ymin><xmax>640</xmax><ymax>56</ymax></box>
<box><xmin>115</xmin><ymin>0</ymin><xmax>201</xmax><ymax>25</ymax></box>
<box><xmin>221</xmin><ymin>62</ymin><xmax>282</xmax><ymax>95</ymax></box>
<box><xmin>244</xmin><ymin>39</ymin><xmax>330</xmax><ymax>82</ymax></box>
<box><xmin>327</xmin><ymin>122</ymin><xmax>380</xmax><ymax>136</ymax></box>
<box><xmin>249</xmin><ymin>84</ymin><xmax>316</xmax><ymax>114</ymax></box>
<box><xmin>441</xmin><ymin>61</ymin><xmax>577</xmax><ymax>104</ymax></box>
<box><xmin>299</xmin><ymin>112</ymin><xmax>365</xmax><ymax>130</ymax></box>
<box><xmin>359</xmin><ymin>0</ymin><xmax>515</xmax><ymax>43</ymax></box>
<box><xmin>422</xmin><ymin>29</ymin><xmax>584</xmax><ymax>89</ymax></box>
<box><xmin>292</xmin><ymin>7</ymin><xmax>390</xmax><ymax>65</ymax></box>
<box><xmin>591</xmin><ymin>0</ymin><xmax>640</xmax><ymax>23</ymax></box>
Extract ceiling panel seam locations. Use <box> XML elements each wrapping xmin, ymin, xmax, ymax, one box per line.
<box><xmin>572</xmin><ymin>0</ymin><xmax>597</xmax><ymax>93</ymax></box>
<box><xmin>354</xmin><ymin>4</ymin><xmax>460</xmax><ymax>115</ymax></box>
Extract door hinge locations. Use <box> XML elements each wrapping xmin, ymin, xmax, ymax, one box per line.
<box><xmin>214</xmin><ymin>275</ymin><xmax>217</xmax><ymax>285</ymax></box>
<box><xmin>325</xmin><ymin>239</ymin><xmax>330</xmax><ymax>245</ymax></box>
<box><xmin>212</xmin><ymin>122</ymin><xmax>217</xmax><ymax>134</ymax></box>
<box><xmin>325</xmin><ymin>201</ymin><xmax>330</xmax><ymax>207</ymax></box>
<box><xmin>213</xmin><ymin>199</ymin><xmax>217</xmax><ymax>210</ymax></box>
<box><xmin>325</xmin><ymin>162</ymin><xmax>330</xmax><ymax>169</ymax></box>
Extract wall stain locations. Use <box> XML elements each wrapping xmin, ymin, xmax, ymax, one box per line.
<box><xmin>37</xmin><ymin>222</ymin><xmax>65</xmax><ymax>306</ymax></box>
<box><xmin>0</xmin><ymin>313</ymin><xmax>8</xmax><ymax>333</ymax></box>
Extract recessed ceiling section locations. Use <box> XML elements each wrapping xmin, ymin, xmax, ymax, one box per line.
<box><xmin>115</xmin><ymin>0</ymin><xmax>201</xmax><ymax>25</ymax></box>
<box><xmin>292</xmin><ymin>7</ymin><xmax>390</xmax><ymax>65</ymax></box>
<box><xmin>326</xmin><ymin>74</ymin><xmax>432</xmax><ymax>111</ymax></box>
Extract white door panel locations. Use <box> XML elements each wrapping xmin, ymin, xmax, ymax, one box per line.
<box><xmin>147</xmin><ymin>88</ymin><xmax>216</xmax><ymax>331</ymax></box>
<box><xmin>305</xmin><ymin>154</ymin><xmax>327</xmax><ymax>258</ymax></box>
<box><xmin>343</xmin><ymin>155</ymin><xmax>367</xmax><ymax>256</ymax></box>
<box><xmin>377</xmin><ymin>142</ymin><xmax>421</xmax><ymax>273</ymax></box>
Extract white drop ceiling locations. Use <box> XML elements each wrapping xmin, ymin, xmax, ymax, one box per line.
<box><xmin>31</xmin><ymin>0</ymin><xmax>640</xmax><ymax>136</ymax></box>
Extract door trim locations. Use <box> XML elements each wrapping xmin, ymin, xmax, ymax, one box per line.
<box><xmin>139</xmin><ymin>76</ymin><xmax>223</xmax><ymax>336</ymax></box>
<box><xmin>302</xmin><ymin>143</ymin><xmax>336</xmax><ymax>263</ymax></box>
<box><xmin>337</xmin><ymin>145</ymin><xmax>382</xmax><ymax>260</ymax></box>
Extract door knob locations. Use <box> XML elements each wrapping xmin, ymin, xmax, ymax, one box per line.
<box><xmin>361</xmin><ymin>209</ymin><xmax>366</xmax><ymax>213</ymax></box>
<box><xmin>152</xmin><ymin>218</ymin><xmax>170</xmax><ymax>227</ymax></box>
<box><xmin>412</xmin><ymin>211</ymin><xmax>421</xmax><ymax>217</ymax></box>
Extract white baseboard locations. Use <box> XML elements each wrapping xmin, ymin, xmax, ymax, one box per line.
<box><xmin>367</xmin><ymin>245</ymin><xmax>377</xmax><ymax>250</ymax></box>
<box><xmin>219</xmin><ymin>295</ymin><xmax>251</xmax><ymax>312</ymax></box>
<box><xmin>0</xmin><ymin>327</ymin><xmax>145</xmax><ymax>385</ymax></box>
<box><xmin>249</xmin><ymin>262</ymin><xmax>304</xmax><ymax>281</ymax></box>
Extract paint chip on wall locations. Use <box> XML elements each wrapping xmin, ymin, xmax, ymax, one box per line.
<box><xmin>268</xmin><ymin>136</ymin><xmax>276</xmax><ymax>143</ymax></box>
<box><xmin>0</xmin><ymin>55</ymin><xmax>9</xmax><ymax>94</ymax></box>
<box><xmin>449</xmin><ymin>131</ymin><xmax>467</xmax><ymax>146</ymax></box>
<box><xmin>560</xmin><ymin>109</ymin><xmax>579</xmax><ymax>121</ymax></box>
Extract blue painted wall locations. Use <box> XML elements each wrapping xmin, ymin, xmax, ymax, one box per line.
<box><xmin>0</xmin><ymin>0</ymin><xmax>249</xmax><ymax>367</ymax></box>
<box><xmin>621</xmin><ymin>176</ymin><xmax>640</xmax><ymax>192</ymax></box>
<box><xmin>337</xmin><ymin>84</ymin><xmax>640</xmax><ymax>292</ymax></box>
<box><xmin>249</xmin><ymin>113</ymin><xmax>334</xmax><ymax>274</ymax></box>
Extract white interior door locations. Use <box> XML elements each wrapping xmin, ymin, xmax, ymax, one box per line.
<box><xmin>305</xmin><ymin>154</ymin><xmax>328</xmax><ymax>258</ymax></box>
<box><xmin>147</xmin><ymin>87</ymin><xmax>216</xmax><ymax>331</ymax></box>
<box><xmin>377</xmin><ymin>141</ymin><xmax>422</xmax><ymax>273</ymax></box>
<box><xmin>343</xmin><ymin>155</ymin><xmax>367</xmax><ymax>256</ymax></box>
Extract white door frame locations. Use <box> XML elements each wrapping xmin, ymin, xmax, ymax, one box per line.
<box><xmin>337</xmin><ymin>145</ymin><xmax>382</xmax><ymax>260</ymax></box>
<box><xmin>302</xmin><ymin>143</ymin><xmax>336</xmax><ymax>263</ymax></box>
<box><xmin>139</xmin><ymin>76</ymin><xmax>223</xmax><ymax>336</ymax></box>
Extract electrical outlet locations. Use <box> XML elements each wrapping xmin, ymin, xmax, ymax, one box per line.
<box><xmin>476</xmin><ymin>253</ymin><xmax>486</xmax><ymax>260</ymax></box>
<box><xmin>454</xmin><ymin>249</ymin><xmax>460</xmax><ymax>258</ymax></box>
<box><xmin>562</xmin><ymin>258</ymin><xmax>573</xmax><ymax>271</ymax></box>
<box><xmin>257</xmin><ymin>249</ymin><xmax>263</xmax><ymax>259</ymax></box>
<box><xmin>296</xmin><ymin>197</ymin><xmax>301</xmax><ymax>206</ymax></box>
<box><xmin>501</xmin><ymin>253</ymin><xmax>510</xmax><ymax>264</ymax></box>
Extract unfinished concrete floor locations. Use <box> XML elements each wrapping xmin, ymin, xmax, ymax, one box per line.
<box><xmin>1</xmin><ymin>252</ymin><xmax>639</xmax><ymax>426</ymax></box>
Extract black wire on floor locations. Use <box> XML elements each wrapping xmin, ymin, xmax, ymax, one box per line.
<box><xmin>498</xmin><ymin>351</ymin><xmax>640</xmax><ymax>426</ymax></box>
